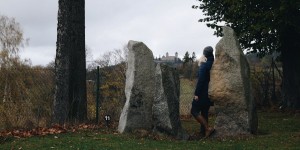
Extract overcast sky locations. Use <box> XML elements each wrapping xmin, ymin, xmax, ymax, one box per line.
<box><xmin>0</xmin><ymin>0</ymin><xmax>220</xmax><ymax>66</ymax></box>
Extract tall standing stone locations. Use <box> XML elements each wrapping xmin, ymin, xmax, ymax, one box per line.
<box><xmin>118</xmin><ymin>40</ymin><xmax>156</xmax><ymax>133</ymax></box>
<box><xmin>209</xmin><ymin>26</ymin><xmax>258</xmax><ymax>137</ymax></box>
<box><xmin>53</xmin><ymin>0</ymin><xmax>86</xmax><ymax>124</ymax></box>
<box><xmin>153</xmin><ymin>64</ymin><xmax>189</xmax><ymax>140</ymax></box>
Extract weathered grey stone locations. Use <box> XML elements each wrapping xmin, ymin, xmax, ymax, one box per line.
<box><xmin>118</xmin><ymin>40</ymin><xmax>189</xmax><ymax>140</ymax></box>
<box><xmin>153</xmin><ymin>63</ymin><xmax>189</xmax><ymax>140</ymax></box>
<box><xmin>118</xmin><ymin>40</ymin><xmax>156</xmax><ymax>133</ymax></box>
<box><xmin>209</xmin><ymin>26</ymin><xmax>258</xmax><ymax>137</ymax></box>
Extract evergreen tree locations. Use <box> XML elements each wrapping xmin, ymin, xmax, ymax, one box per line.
<box><xmin>191</xmin><ymin>52</ymin><xmax>196</xmax><ymax>62</ymax></box>
<box><xmin>183</xmin><ymin>51</ymin><xmax>190</xmax><ymax>64</ymax></box>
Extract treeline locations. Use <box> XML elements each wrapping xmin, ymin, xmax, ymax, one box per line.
<box><xmin>0</xmin><ymin>51</ymin><xmax>283</xmax><ymax>130</ymax></box>
<box><xmin>0</xmin><ymin>65</ymin><xmax>55</xmax><ymax>129</ymax></box>
<box><xmin>0</xmin><ymin>48</ymin><xmax>128</xmax><ymax>129</ymax></box>
<box><xmin>0</xmin><ymin>14</ymin><xmax>54</xmax><ymax>129</ymax></box>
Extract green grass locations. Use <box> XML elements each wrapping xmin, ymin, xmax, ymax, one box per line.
<box><xmin>1</xmin><ymin>112</ymin><xmax>299</xmax><ymax>150</ymax></box>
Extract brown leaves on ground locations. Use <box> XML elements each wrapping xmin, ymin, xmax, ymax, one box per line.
<box><xmin>0</xmin><ymin>124</ymin><xmax>101</xmax><ymax>138</ymax></box>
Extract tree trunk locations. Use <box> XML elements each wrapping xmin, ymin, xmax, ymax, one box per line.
<box><xmin>281</xmin><ymin>43</ymin><xmax>300</xmax><ymax>111</ymax></box>
<box><xmin>280</xmin><ymin>3</ymin><xmax>300</xmax><ymax>111</ymax></box>
<box><xmin>53</xmin><ymin>0</ymin><xmax>87</xmax><ymax>124</ymax></box>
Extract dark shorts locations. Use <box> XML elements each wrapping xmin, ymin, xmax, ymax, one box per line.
<box><xmin>191</xmin><ymin>99</ymin><xmax>210</xmax><ymax>118</ymax></box>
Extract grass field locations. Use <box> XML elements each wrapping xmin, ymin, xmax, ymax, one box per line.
<box><xmin>1</xmin><ymin>111</ymin><xmax>299</xmax><ymax>149</ymax></box>
<box><xmin>180</xmin><ymin>78</ymin><xmax>196</xmax><ymax>116</ymax></box>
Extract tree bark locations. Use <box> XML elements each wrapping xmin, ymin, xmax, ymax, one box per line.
<box><xmin>281</xmin><ymin>42</ymin><xmax>300</xmax><ymax>111</ymax></box>
<box><xmin>280</xmin><ymin>3</ymin><xmax>300</xmax><ymax>111</ymax></box>
<box><xmin>53</xmin><ymin>0</ymin><xmax>87</xmax><ymax>124</ymax></box>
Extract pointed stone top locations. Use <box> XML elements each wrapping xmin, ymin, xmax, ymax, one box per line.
<box><xmin>222</xmin><ymin>26</ymin><xmax>236</xmax><ymax>37</ymax></box>
<box><xmin>128</xmin><ymin>40</ymin><xmax>141</xmax><ymax>50</ymax></box>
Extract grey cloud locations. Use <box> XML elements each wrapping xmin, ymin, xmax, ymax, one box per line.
<box><xmin>1</xmin><ymin>0</ymin><xmax>220</xmax><ymax>66</ymax></box>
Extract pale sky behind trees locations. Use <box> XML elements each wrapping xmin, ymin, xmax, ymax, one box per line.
<box><xmin>0</xmin><ymin>0</ymin><xmax>220</xmax><ymax>66</ymax></box>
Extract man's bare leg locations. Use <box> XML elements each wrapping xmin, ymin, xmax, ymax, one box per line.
<box><xmin>195</xmin><ymin>115</ymin><xmax>215</xmax><ymax>137</ymax></box>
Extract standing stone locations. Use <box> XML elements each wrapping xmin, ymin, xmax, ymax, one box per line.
<box><xmin>118</xmin><ymin>40</ymin><xmax>156</xmax><ymax>133</ymax></box>
<box><xmin>153</xmin><ymin>64</ymin><xmax>189</xmax><ymax>140</ymax></box>
<box><xmin>209</xmin><ymin>26</ymin><xmax>258</xmax><ymax>137</ymax></box>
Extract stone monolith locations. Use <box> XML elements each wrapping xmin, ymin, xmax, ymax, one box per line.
<box><xmin>118</xmin><ymin>40</ymin><xmax>156</xmax><ymax>133</ymax></box>
<box><xmin>153</xmin><ymin>63</ymin><xmax>189</xmax><ymax>140</ymax></box>
<box><xmin>209</xmin><ymin>26</ymin><xmax>258</xmax><ymax>137</ymax></box>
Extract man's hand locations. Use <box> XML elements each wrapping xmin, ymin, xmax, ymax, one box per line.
<box><xmin>194</xmin><ymin>96</ymin><xmax>199</xmax><ymax>101</ymax></box>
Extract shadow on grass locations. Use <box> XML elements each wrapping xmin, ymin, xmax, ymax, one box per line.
<box><xmin>257</xmin><ymin>129</ymin><xmax>270</xmax><ymax>135</ymax></box>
